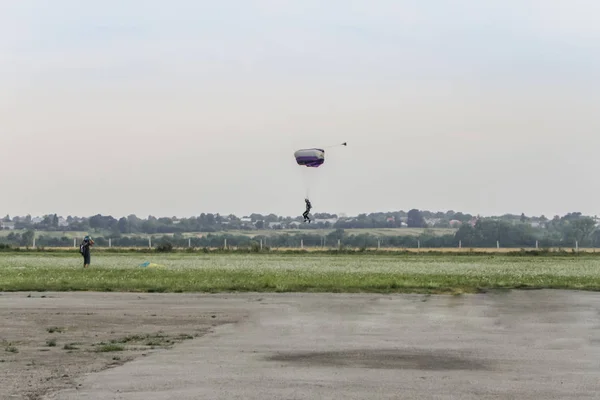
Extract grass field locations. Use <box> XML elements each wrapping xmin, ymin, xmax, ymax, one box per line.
<box><xmin>0</xmin><ymin>227</ymin><xmax>456</xmax><ymax>239</ymax></box>
<box><xmin>0</xmin><ymin>230</ymin><xmax>90</xmax><ymax>238</ymax></box>
<box><xmin>216</xmin><ymin>228</ymin><xmax>456</xmax><ymax>237</ymax></box>
<box><xmin>2</xmin><ymin>251</ymin><xmax>600</xmax><ymax>294</ymax></box>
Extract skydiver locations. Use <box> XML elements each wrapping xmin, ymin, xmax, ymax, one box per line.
<box><xmin>303</xmin><ymin>198</ymin><xmax>312</xmax><ymax>223</ymax></box>
<box><xmin>80</xmin><ymin>235</ymin><xmax>95</xmax><ymax>268</ymax></box>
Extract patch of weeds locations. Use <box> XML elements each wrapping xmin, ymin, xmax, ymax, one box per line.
<box><xmin>145</xmin><ymin>338</ymin><xmax>168</xmax><ymax>347</ymax></box>
<box><xmin>107</xmin><ymin>332</ymin><xmax>195</xmax><ymax>350</ymax></box>
<box><xmin>63</xmin><ymin>343</ymin><xmax>78</xmax><ymax>350</ymax></box>
<box><xmin>46</xmin><ymin>339</ymin><xmax>57</xmax><ymax>347</ymax></box>
<box><xmin>113</xmin><ymin>334</ymin><xmax>154</xmax><ymax>344</ymax></box>
<box><xmin>47</xmin><ymin>327</ymin><xmax>65</xmax><ymax>334</ymax></box>
<box><xmin>178</xmin><ymin>334</ymin><xmax>194</xmax><ymax>340</ymax></box>
<box><xmin>5</xmin><ymin>346</ymin><xmax>18</xmax><ymax>353</ymax></box>
<box><xmin>95</xmin><ymin>344</ymin><xmax>124</xmax><ymax>353</ymax></box>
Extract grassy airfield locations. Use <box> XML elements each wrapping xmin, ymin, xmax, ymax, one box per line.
<box><xmin>2</xmin><ymin>249</ymin><xmax>600</xmax><ymax>294</ymax></box>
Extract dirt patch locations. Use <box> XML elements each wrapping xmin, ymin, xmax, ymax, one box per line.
<box><xmin>266</xmin><ymin>348</ymin><xmax>491</xmax><ymax>371</ymax></box>
<box><xmin>0</xmin><ymin>292</ymin><xmax>245</xmax><ymax>400</ymax></box>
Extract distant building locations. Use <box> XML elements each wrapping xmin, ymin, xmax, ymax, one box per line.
<box><xmin>0</xmin><ymin>221</ymin><xmax>15</xmax><ymax>230</ymax></box>
<box><xmin>313</xmin><ymin>218</ymin><xmax>338</xmax><ymax>225</ymax></box>
<box><xmin>449</xmin><ymin>220</ymin><xmax>463</xmax><ymax>228</ymax></box>
<box><xmin>424</xmin><ymin>218</ymin><xmax>441</xmax><ymax>227</ymax></box>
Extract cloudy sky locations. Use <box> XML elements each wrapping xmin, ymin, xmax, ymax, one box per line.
<box><xmin>2</xmin><ymin>0</ymin><xmax>599</xmax><ymax>219</ymax></box>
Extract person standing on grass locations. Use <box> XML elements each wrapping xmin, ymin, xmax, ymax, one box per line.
<box><xmin>79</xmin><ymin>235</ymin><xmax>94</xmax><ymax>268</ymax></box>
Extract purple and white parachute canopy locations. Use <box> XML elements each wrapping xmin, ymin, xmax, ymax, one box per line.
<box><xmin>293</xmin><ymin>142</ymin><xmax>346</xmax><ymax>168</ymax></box>
<box><xmin>294</xmin><ymin>148</ymin><xmax>325</xmax><ymax>168</ymax></box>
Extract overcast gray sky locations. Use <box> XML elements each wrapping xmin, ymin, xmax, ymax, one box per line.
<box><xmin>2</xmin><ymin>0</ymin><xmax>599</xmax><ymax>219</ymax></box>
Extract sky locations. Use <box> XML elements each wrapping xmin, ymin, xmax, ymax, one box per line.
<box><xmin>1</xmin><ymin>0</ymin><xmax>600</xmax><ymax>219</ymax></box>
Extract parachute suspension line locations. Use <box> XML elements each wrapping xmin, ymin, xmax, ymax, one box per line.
<box><xmin>301</xmin><ymin>166</ymin><xmax>319</xmax><ymax>200</ymax></box>
<box><xmin>322</xmin><ymin>142</ymin><xmax>348</xmax><ymax>149</ymax></box>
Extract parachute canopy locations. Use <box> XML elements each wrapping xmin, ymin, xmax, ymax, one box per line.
<box><xmin>294</xmin><ymin>148</ymin><xmax>325</xmax><ymax>168</ymax></box>
<box><xmin>293</xmin><ymin>142</ymin><xmax>346</xmax><ymax>168</ymax></box>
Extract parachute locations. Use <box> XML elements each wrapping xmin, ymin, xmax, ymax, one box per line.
<box><xmin>294</xmin><ymin>148</ymin><xmax>326</xmax><ymax>168</ymax></box>
<box><xmin>293</xmin><ymin>142</ymin><xmax>346</xmax><ymax>168</ymax></box>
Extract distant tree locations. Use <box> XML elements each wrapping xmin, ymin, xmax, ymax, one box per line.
<box><xmin>141</xmin><ymin>218</ymin><xmax>158</xmax><ymax>234</ymax></box>
<box><xmin>326</xmin><ymin>228</ymin><xmax>346</xmax><ymax>243</ymax></box>
<box><xmin>264</xmin><ymin>214</ymin><xmax>279</xmax><ymax>223</ymax></box>
<box><xmin>205</xmin><ymin>213</ymin><xmax>215</xmax><ymax>225</ymax></box>
<box><xmin>127</xmin><ymin>215</ymin><xmax>141</xmax><ymax>232</ymax></box>
<box><xmin>249</xmin><ymin>214</ymin><xmax>264</xmax><ymax>222</ymax></box>
<box><xmin>42</xmin><ymin>215</ymin><xmax>52</xmax><ymax>226</ymax></box>
<box><xmin>407</xmin><ymin>209</ymin><xmax>426</xmax><ymax>228</ymax></box>
<box><xmin>89</xmin><ymin>214</ymin><xmax>118</xmax><ymax>230</ymax></box>
<box><xmin>563</xmin><ymin>217</ymin><xmax>596</xmax><ymax>246</ymax></box>
<box><xmin>21</xmin><ymin>230</ymin><xmax>35</xmax><ymax>247</ymax></box>
<box><xmin>157</xmin><ymin>217</ymin><xmax>173</xmax><ymax>225</ymax></box>
<box><xmin>118</xmin><ymin>217</ymin><xmax>129</xmax><ymax>234</ymax></box>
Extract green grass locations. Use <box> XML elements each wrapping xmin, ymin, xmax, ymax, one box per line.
<box><xmin>0</xmin><ymin>230</ymin><xmax>94</xmax><ymax>239</ymax></box>
<box><xmin>0</xmin><ymin>227</ymin><xmax>455</xmax><ymax>240</ymax></box>
<box><xmin>2</xmin><ymin>252</ymin><xmax>600</xmax><ymax>294</ymax></box>
<box><xmin>95</xmin><ymin>343</ymin><xmax>124</xmax><ymax>352</ymax></box>
<box><xmin>198</xmin><ymin>228</ymin><xmax>456</xmax><ymax>238</ymax></box>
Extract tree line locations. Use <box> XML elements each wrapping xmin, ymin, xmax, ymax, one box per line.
<box><xmin>2</xmin><ymin>212</ymin><xmax>599</xmax><ymax>249</ymax></box>
<box><xmin>1</xmin><ymin>209</ymin><xmax>579</xmax><ymax>233</ymax></box>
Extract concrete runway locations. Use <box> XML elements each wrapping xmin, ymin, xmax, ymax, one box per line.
<box><xmin>45</xmin><ymin>290</ymin><xmax>600</xmax><ymax>399</ymax></box>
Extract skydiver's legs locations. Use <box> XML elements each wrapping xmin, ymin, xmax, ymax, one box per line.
<box><xmin>302</xmin><ymin>210</ymin><xmax>311</xmax><ymax>222</ymax></box>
